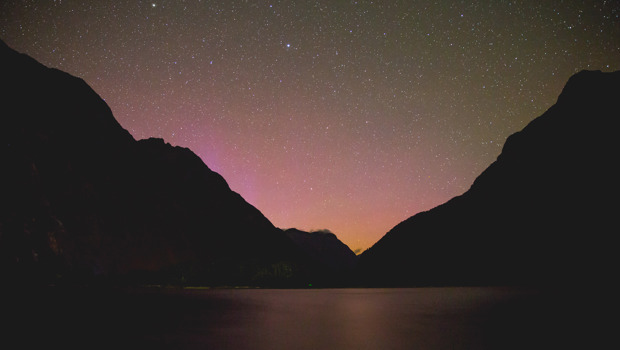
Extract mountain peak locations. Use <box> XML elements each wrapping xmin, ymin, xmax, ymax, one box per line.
<box><xmin>558</xmin><ymin>70</ymin><xmax>620</xmax><ymax>104</ymax></box>
<box><xmin>358</xmin><ymin>70</ymin><xmax>620</xmax><ymax>287</ymax></box>
<box><xmin>0</xmin><ymin>41</ymin><xmax>315</xmax><ymax>286</ymax></box>
<box><xmin>284</xmin><ymin>228</ymin><xmax>358</xmax><ymax>281</ymax></box>
<box><xmin>1</xmin><ymin>40</ymin><xmax>135</xmax><ymax>153</ymax></box>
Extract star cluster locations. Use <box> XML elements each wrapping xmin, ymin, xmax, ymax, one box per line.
<box><xmin>2</xmin><ymin>0</ymin><xmax>619</xmax><ymax>252</ymax></box>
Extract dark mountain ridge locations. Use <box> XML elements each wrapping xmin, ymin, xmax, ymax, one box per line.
<box><xmin>284</xmin><ymin>228</ymin><xmax>358</xmax><ymax>280</ymax></box>
<box><xmin>3</xmin><ymin>38</ymin><xmax>617</xmax><ymax>288</ymax></box>
<box><xmin>357</xmin><ymin>70</ymin><xmax>619</xmax><ymax>286</ymax></box>
<box><xmin>0</xmin><ymin>40</ymin><xmax>324</xmax><ymax>286</ymax></box>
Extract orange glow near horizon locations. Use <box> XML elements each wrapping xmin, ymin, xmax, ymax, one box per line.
<box><xmin>3</xmin><ymin>1</ymin><xmax>618</xmax><ymax>251</ymax></box>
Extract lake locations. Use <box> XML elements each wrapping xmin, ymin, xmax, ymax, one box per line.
<box><xmin>5</xmin><ymin>286</ymin><xmax>610</xmax><ymax>349</ymax></box>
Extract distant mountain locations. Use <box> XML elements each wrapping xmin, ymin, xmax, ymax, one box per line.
<box><xmin>357</xmin><ymin>70</ymin><xmax>620</xmax><ymax>286</ymax></box>
<box><xmin>284</xmin><ymin>228</ymin><xmax>357</xmax><ymax>284</ymax></box>
<box><xmin>0</xmin><ymin>40</ymin><xmax>314</xmax><ymax>286</ymax></box>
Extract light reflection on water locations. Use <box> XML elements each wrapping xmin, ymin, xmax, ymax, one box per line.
<box><xmin>8</xmin><ymin>287</ymin><xmax>609</xmax><ymax>349</ymax></box>
<box><xmin>192</xmin><ymin>288</ymin><xmax>494</xmax><ymax>350</ymax></box>
<box><xmin>137</xmin><ymin>287</ymin><xmax>604</xmax><ymax>349</ymax></box>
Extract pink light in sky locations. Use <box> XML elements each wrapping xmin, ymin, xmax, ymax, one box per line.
<box><xmin>2</xmin><ymin>0</ymin><xmax>618</xmax><ymax>252</ymax></box>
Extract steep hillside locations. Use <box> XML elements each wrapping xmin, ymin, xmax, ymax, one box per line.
<box><xmin>0</xmin><ymin>40</ymin><xmax>311</xmax><ymax>286</ymax></box>
<box><xmin>357</xmin><ymin>70</ymin><xmax>619</xmax><ymax>286</ymax></box>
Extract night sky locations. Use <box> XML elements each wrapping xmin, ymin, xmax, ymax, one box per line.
<box><xmin>2</xmin><ymin>1</ymin><xmax>619</xmax><ymax>252</ymax></box>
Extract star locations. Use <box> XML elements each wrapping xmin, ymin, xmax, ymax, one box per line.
<box><xmin>2</xmin><ymin>0</ymin><xmax>618</xmax><ymax>253</ymax></box>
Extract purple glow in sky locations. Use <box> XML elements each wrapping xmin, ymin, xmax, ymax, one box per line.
<box><xmin>2</xmin><ymin>0</ymin><xmax>618</xmax><ymax>251</ymax></box>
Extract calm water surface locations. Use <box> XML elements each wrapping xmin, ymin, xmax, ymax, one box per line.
<box><xmin>8</xmin><ymin>287</ymin><xmax>610</xmax><ymax>349</ymax></box>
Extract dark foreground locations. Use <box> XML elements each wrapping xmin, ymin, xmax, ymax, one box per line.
<box><xmin>3</xmin><ymin>286</ymin><xmax>613</xmax><ymax>349</ymax></box>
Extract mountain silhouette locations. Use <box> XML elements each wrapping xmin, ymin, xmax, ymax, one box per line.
<box><xmin>284</xmin><ymin>228</ymin><xmax>357</xmax><ymax>284</ymax></box>
<box><xmin>0</xmin><ymin>40</ymin><xmax>318</xmax><ymax>286</ymax></box>
<box><xmin>357</xmin><ymin>70</ymin><xmax>620</xmax><ymax>286</ymax></box>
